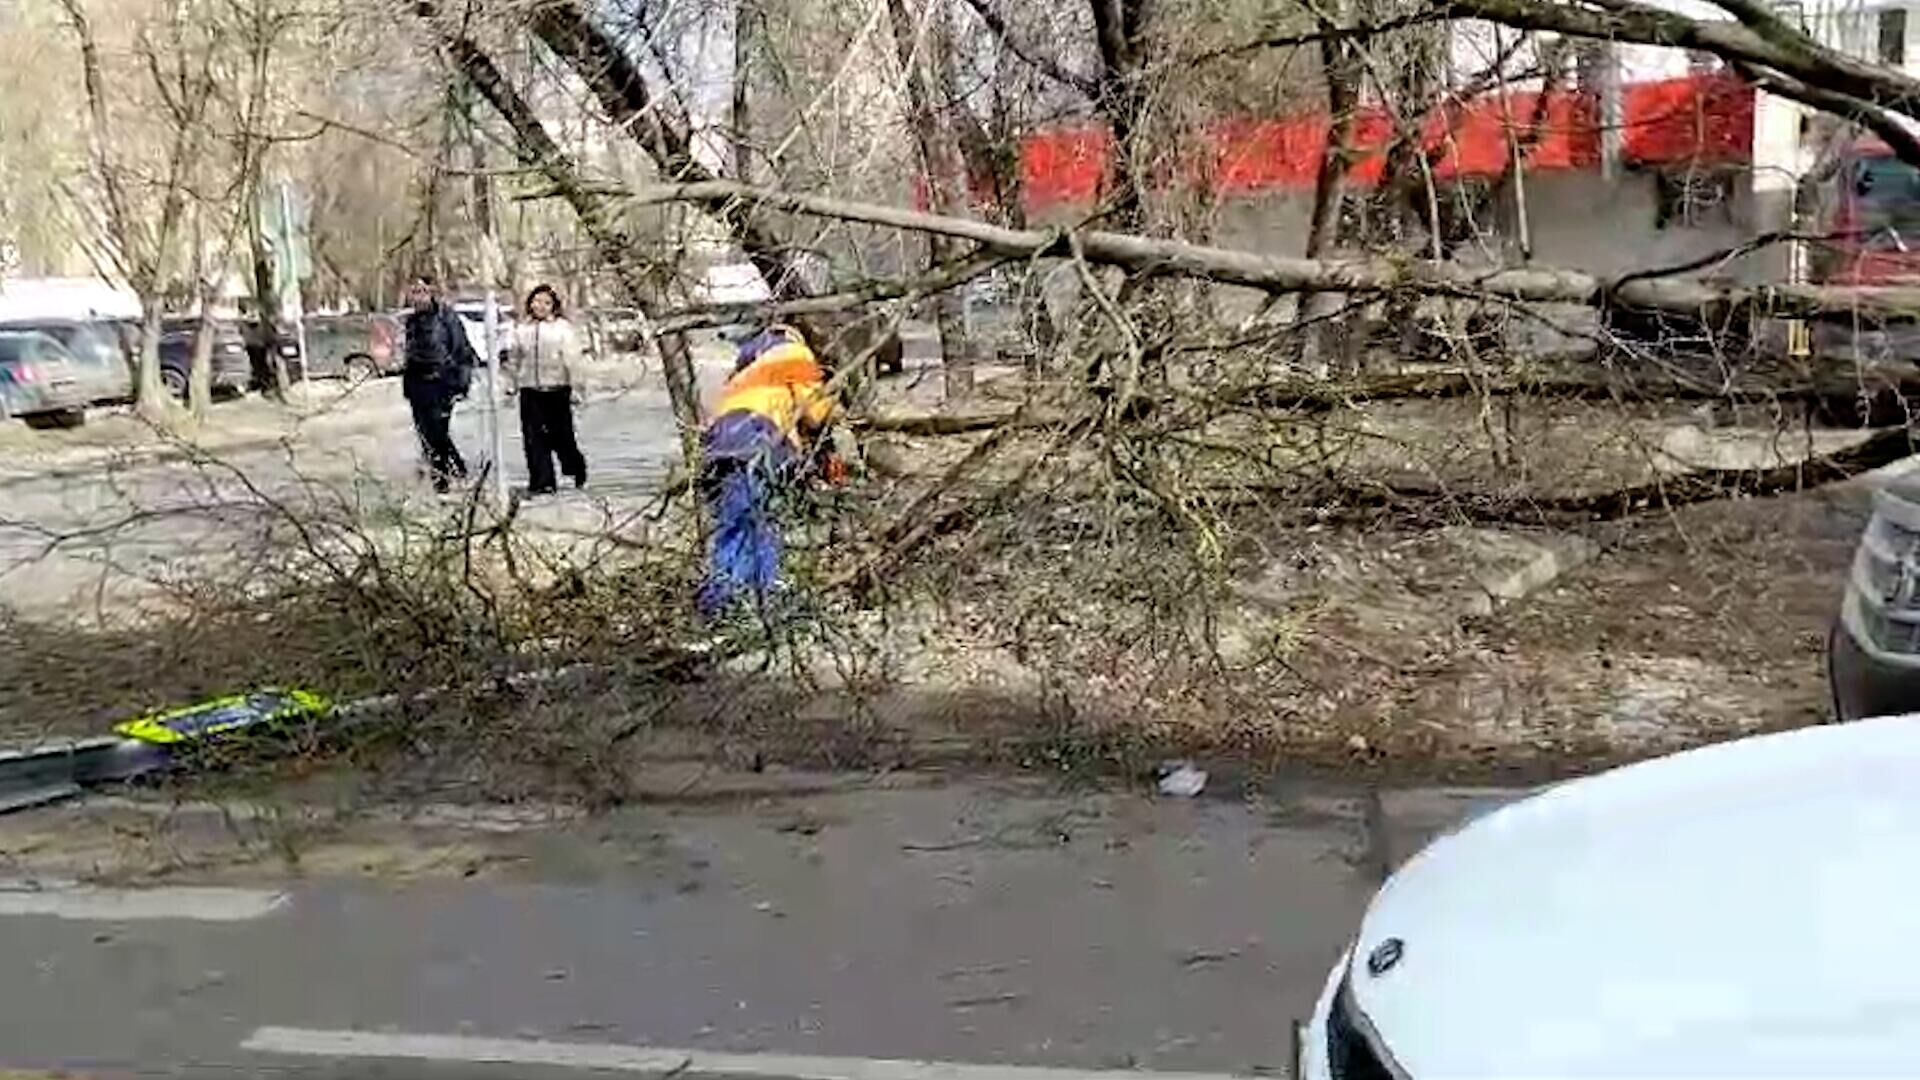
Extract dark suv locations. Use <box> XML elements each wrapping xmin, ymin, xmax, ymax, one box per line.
<box><xmin>158</xmin><ymin>318</ymin><xmax>255</xmax><ymax>399</ymax></box>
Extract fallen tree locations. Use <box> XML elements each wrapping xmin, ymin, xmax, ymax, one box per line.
<box><xmin>1310</xmin><ymin>423</ymin><xmax>1916</xmax><ymax>524</ymax></box>
<box><xmin>413</xmin><ymin>1</ymin><xmax>705</xmax><ymax>460</ymax></box>
<box><xmin>627</xmin><ymin>180</ymin><xmax>1920</xmax><ymax>322</ymax></box>
<box><xmin>523</xmin><ymin>0</ymin><xmax>811</xmax><ymax>300</ymax></box>
<box><xmin>858</xmin><ymin>360</ymin><xmax>1920</xmax><ymax>435</ymax></box>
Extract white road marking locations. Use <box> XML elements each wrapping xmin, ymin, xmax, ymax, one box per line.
<box><xmin>242</xmin><ymin>1028</ymin><xmax>1262</xmax><ymax>1080</ymax></box>
<box><xmin>0</xmin><ymin>882</ymin><xmax>288</xmax><ymax>921</ymax></box>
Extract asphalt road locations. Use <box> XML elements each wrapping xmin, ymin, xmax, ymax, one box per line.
<box><xmin>0</xmin><ymin>778</ymin><xmax>1511</xmax><ymax>1078</ymax></box>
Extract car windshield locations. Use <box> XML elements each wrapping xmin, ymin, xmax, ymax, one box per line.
<box><xmin>0</xmin><ymin>337</ymin><xmax>28</xmax><ymax>364</ymax></box>
<box><xmin>1853</xmin><ymin>156</ymin><xmax>1920</xmax><ymax>249</ymax></box>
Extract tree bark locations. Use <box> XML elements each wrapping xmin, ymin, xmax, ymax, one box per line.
<box><xmin>732</xmin><ymin>0</ymin><xmax>755</xmax><ymax>185</ymax></box>
<box><xmin>886</xmin><ymin>0</ymin><xmax>977</xmax><ymax>399</ymax></box>
<box><xmin>1087</xmin><ymin>0</ymin><xmax>1151</xmax><ymax>233</ymax></box>
<box><xmin>1294</xmin><ymin>8</ymin><xmax>1366</xmax><ymax>373</ymax></box>
<box><xmin>188</xmin><ymin>205</ymin><xmax>213</xmax><ymax>418</ymax></box>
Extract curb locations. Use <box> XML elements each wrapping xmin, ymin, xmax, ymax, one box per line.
<box><xmin>0</xmin><ymin>737</ymin><xmax>169</xmax><ymax>813</ymax></box>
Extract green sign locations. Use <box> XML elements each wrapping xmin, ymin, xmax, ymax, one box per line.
<box><xmin>257</xmin><ymin>180</ymin><xmax>312</xmax><ymax>296</ymax></box>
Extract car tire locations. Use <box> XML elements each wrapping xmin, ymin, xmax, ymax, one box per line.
<box><xmin>343</xmin><ymin>354</ymin><xmax>376</xmax><ymax>383</ymax></box>
<box><xmin>160</xmin><ymin>367</ymin><xmax>189</xmax><ymax>400</ymax></box>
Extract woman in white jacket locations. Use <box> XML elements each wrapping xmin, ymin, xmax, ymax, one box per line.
<box><xmin>507</xmin><ymin>284</ymin><xmax>588</xmax><ymax>494</ymax></box>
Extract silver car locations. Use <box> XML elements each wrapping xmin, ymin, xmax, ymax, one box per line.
<box><xmin>0</xmin><ymin>318</ymin><xmax>133</xmax><ymax>404</ymax></box>
<box><xmin>0</xmin><ymin>331</ymin><xmax>88</xmax><ymax>427</ymax></box>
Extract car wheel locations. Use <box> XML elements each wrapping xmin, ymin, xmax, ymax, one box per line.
<box><xmin>160</xmin><ymin>367</ymin><xmax>189</xmax><ymax>400</ymax></box>
<box><xmin>344</xmin><ymin>354</ymin><xmax>376</xmax><ymax>383</ymax></box>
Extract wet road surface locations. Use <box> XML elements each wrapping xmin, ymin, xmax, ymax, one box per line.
<box><xmin>0</xmin><ymin>777</ymin><xmax>1515</xmax><ymax>1077</ymax></box>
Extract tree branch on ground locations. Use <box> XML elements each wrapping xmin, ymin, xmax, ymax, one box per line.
<box><xmin>624</xmin><ymin>179</ymin><xmax>1920</xmax><ymax>319</ymax></box>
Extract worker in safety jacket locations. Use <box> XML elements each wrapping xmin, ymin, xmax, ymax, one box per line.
<box><xmin>697</xmin><ymin>324</ymin><xmax>845</xmax><ymax>617</ymax></box>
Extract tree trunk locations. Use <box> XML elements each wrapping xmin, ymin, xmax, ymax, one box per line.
<box><xmin>134</xmin><ymin>303</ymin><xmax>168</xmax><ymax>412</ymax></box>
<box><xmin>189</xmin><ymin>208</ymin><xmax>214</xmax><ymax>418</ymax></box>
<box><xmin>189</xmin><ymin>309</ymin><xmax>216</xmax><ymax>418</ymax></box>
<box><xmin>633</xmin><ymin>179</ymin><xmax>1920</xmax><ymax>321</ymax></box>
<box><xmin>1293</xmin><ymin>14</ymin><xmax>1364</xmax><ymax>374</ymax></box>
<box><xmin>886</xmin><ymin>0</ymin><xmax>977</xmax><ymax>399</ymax></box>
<box><xmin>1087</xmin><ymin>0</ymin><xmax>1151</xmax><ymax>233</ymax></box>
<box><xmin>525</xmin><ymin>0</ymin><xmax>810</xmax><ymax>300</ymax></box>
<box><xmin>240</xmin><ymin>0</ymin><xmax>286</xmax><ymax>401</ymax></box>
<box><xmin>416</xmin><ymin>1</ymin><xmax>704</xmax><ymax>461</ymax></box>
<box><xmin>733</xmin><ymin>0</ymin><xmax>755</xmax><ymax>184</ymax></box>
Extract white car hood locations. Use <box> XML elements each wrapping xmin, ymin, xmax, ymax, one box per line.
<box><xmin>1348</xmin><ymin>715</ymin><xmax>1920</xmax><ymax>1078</ymax></box>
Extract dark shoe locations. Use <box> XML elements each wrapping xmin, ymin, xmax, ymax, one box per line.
<box><xmin>572</xmin><ymin>469</ymin><xmax>587</xmax><ymax>490</ymax></box>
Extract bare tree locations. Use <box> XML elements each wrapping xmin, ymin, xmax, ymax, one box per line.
<box><xmin>887</xmin><ymin>0</ymin><xmax>980</xmax><ymax>397</ymax></box>
<box><xmin>59</xmin><ymin>0</ymin><xmax>221</xmax><ymax>418</ymax></box>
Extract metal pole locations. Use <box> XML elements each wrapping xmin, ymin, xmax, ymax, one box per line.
<box><xmin>279</xmin><ymin>180</ymin><xmax>309</xmax><ymax>385</ymax></box>
<box><xmin>484</xmin><ymin>284</ymin><xmax>509</xmax><ymax>506</ymax></box>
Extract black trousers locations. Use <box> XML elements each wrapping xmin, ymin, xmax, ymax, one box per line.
<box><xmin>519</xmin><ymin>386</ymin><xmax>586</xmax><ymax>493</ymax></box>
<box><xmin>409</xmin><ymin>390</ymin><xmax>467</xmax><ymax>490</ymax></box>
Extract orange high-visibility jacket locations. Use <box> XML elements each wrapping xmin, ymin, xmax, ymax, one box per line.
<box><xmin>712</xmin><ymin>326</ymin><xmax>835</xmax><ymax>446</ymax></box>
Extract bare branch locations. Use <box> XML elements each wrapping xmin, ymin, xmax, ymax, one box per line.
<box><xmin>953</xmin><ymin>0</ymin><xmax>1100</xmax><ymax>96</ymax></box>
<box><xmin>1453</xmin><ymin>0</ymin><xmax>1920</xmax><ymax>156</ymax></box>
<box><xmin>626</xmin><ymin>179</ymin><xmax>1920</xmax><ymax>319</ymax></box>
<box><xmin>653</xmin><ymin>250</ymin><xmax>1013</xmax><ymax>334</ymax></box>
<box><xmin>523</xmin><ymin>0</ymin><xmax>809</xmax><ymax>300</ymax></box>
<box><xmin>1181</xmin><ymin>10</ymin><xmax>1455</xmax><ymax>68</ymax></box>
<box><xmin>1731</xmin><ymin>62</ymin><xmax>1920</xmax><ymax>167</ymax></box>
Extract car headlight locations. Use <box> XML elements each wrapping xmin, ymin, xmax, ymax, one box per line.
<box><xmin>1327</xmin><ymin>976</ymin><xmax>1407</xmax><ymax>1080</ymax></box>
<box><xmin>1847</xmin><ymin>483</ymin><xmax>1920</xmax><ymax>656</ymax></box>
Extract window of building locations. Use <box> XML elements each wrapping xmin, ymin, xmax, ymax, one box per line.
<box><xmin>1882</xmin><ymin>6</ymin><xmax>1908</xmax><ymax>67</ymax></box>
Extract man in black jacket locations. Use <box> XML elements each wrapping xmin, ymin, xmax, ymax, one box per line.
<box><xmin>402</xmin><ymin>276</ymin><xmax>478</xmax><ymax>492</ymax></box>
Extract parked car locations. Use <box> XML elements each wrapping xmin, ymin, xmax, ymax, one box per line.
<box><xmin>1299</xmin><ymin>715</ymin><xmax>1920</xmax><ymax>1079</ymax></box>
<box><xmin>448</xmin><ymin>300</ymin><xmax>513</xmax><ymax>365</ymax></box>
<box><xmin>0</xmin><ymin>318</ymin><xmax>132</xmax><ymax>404</ymax></box>
<box><xmin>1829</xmin><ymin>474</ymin><xmax>1920</xmax><ymax>721</ymax></box>
<box><xmin>583</xmin><ymin>306</ymin><xmax>647</xmax><ymax>355</ymax></box>
<box><xmin>157</xmin><ymin>317</ymin><xmax>254</xmax><ymax>400</ymax></box>
<box><xmin>791</xmin><ymin>310</ymin><xmax>906</xmax><ymax>376</ymax></box>
<box><xmin>298</xmin><ymin>313</ymin><xmax>402</xmax><ymax>381</ymax></box>
<box><xmin>0</xmin><ymin>331</ymin><xmax>89</xmax><ymax>427</ymax></box>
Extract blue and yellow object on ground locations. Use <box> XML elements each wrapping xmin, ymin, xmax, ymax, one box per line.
<box><xmin>113</xmin><ymin>688</ymin><xmax>333</xmax><ymax>746</ymax></box>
